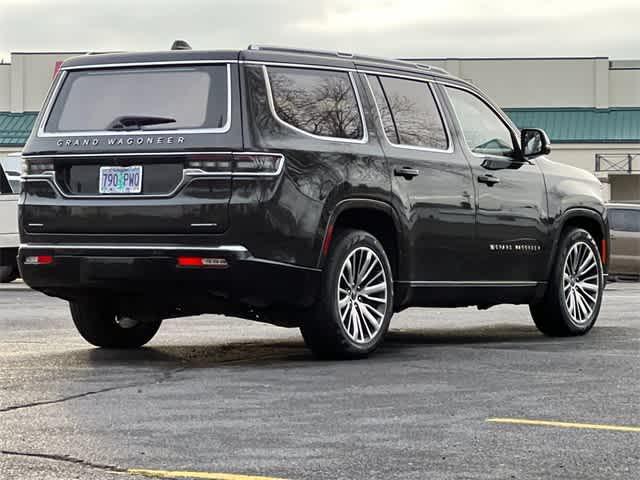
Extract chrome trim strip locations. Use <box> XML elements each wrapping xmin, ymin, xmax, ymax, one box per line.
<box><xmin>61</xmin><ymin>59</ymin><xmax>238</xmax><ymax>70</ymax></box>
<box><xmin>19</xmin><ymin>244</ymin><xmax>249</xmax><ymax>253</ymax></box>
<box><xmin>397</xmin><ymin>281</ymin><xmax>540</xmax><ymax>287</ymax></box>
<box><xmin>21</xmin><ymin>152</ymin><xmax>285</xmax><ymax>199</ymax></box>
<box><xmin>37</xmin><ymin>64</ymin><xmax>233</xmax><ymax>137</ymax></box>
<box><xmin>262</xmin><ymin>65</ymin><xmax>369</xmax><ymax>145</ymax></box>
<box><xmin>363</xmin><ymin>74</ymin><xmax>454</xmax><ymax>154</ymax></box>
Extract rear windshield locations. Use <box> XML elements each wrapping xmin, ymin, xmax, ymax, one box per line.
<box><xmin>44</xmin><ymin>65</ymin><xmax>229</xmax><ymax>133</ymax></box>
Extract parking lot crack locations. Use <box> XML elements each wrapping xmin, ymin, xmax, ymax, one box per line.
<box><xmin>0</xmin><ymin>449</ymin><xmax>127</xmax><ymax>475</ymax></box>
<box><xmin>0</xmin><ymin>366</ymin><xmax>186</xmax><ymax>414</ymax></box>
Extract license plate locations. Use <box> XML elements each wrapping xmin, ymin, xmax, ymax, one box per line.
<box><xmin>99</xmin><ymin>166</ymin><xmax>143</xmax><ymax>194</ymax></box>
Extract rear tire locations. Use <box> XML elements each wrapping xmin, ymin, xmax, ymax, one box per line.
<box><xmin>70</xmin><ymin>299</ymin><xmax>162</xmax><ymax>348</ymax></box>
<box><xmin>300</xmin><ymin>229</ymin><xmax>394</xmax><ymax>359</ymax></box>
<box><xmin>530</xmin><ymin>228</ymin><xmax>603</xmax><ymax>336</ymax></box>
<box><xmin>0</xmin><ymin>265</ymin><xmax>17</xmax><ymax>283</ymax></box>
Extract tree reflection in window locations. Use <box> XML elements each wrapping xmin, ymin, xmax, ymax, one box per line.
<box><xmin>268</xmin><ymin>67</ymin><xmax>364</xmax><ymax>140</ymax></box>
<box><xmin>378</xmin><ymin>76</ymin><xmax>449</xmax><ymax>151</ymax></box>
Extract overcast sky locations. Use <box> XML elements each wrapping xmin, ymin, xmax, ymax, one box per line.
<box><xmin>1</xmin><ymin>0</ymin><xmax>640</xmax><ymax>62</ymax></box>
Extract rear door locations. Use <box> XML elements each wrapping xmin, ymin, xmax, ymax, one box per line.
<box><xmin>363</xmin><ymin>73</ymin><xmax>476</xmax><ymax>282</ymax></box>
<box><xmin>608</xmin><ymin>208</ymin><xmax>640</xmax><ymax>276</ymax></box>
<box><xmin>22</xmin><ymin>61</ymin><xmax>241</xmax><ymax>235</ymax></box>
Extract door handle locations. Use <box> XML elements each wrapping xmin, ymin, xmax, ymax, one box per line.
<box><xmin>478</xmin><ymin>174</ymin><xmax>500</xmax><ymax>186</ymax></box>
<box><xmin>394</xmin><ymin>167</ymin><xmax>420</xmax><ymax>179</ymax></box>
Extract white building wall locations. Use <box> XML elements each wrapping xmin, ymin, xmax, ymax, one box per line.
<box><xmin>0</xmin><ymin>65</ymin><xmax>10</xmax><ymax>111</ymax></box>
<box><xmin>6</xmin><ymin>52</ymin><xmax>83</xmax><ymax>113</ymax></box>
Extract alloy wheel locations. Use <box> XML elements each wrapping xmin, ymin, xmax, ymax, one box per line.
<box><xmin>562</xmin><ymin>241</ymin><xmax>601</xmax><ymax>325</ymax></box>
<box><xmin>337</xmin><ymin>247</ymin><xmax>388</xmax><ymax>344</ymax></box>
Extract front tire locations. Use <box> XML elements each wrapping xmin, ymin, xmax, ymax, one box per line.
<box><xmin>301</xmin><ymin>229</ymin><xmax>394</xmax><ymax>359</ymax></box>
<box><xmin>70</xmin><ymin>299</ymin><xmax>162</xmax><ymax>348</ymax></box>
<box><xmin>530</xmin><ymin>228</ymin><xmax>604</xmax><ymax>336</ymax></box>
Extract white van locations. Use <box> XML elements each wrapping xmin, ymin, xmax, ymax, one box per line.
<box><xmin>0</xmin><ymin>152</ymin><xmax>20</xmax><ymax>282</ymax></box>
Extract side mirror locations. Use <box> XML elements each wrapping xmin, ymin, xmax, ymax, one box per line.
<box><xmin>521</xmin><ymin>128</ymin><xmax>551</xmax><ymax>159</ymax></box>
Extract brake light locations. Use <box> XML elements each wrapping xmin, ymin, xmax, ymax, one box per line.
<box><xmin>24</xmin><ymin>255</ymin><xmax>53</xmax><ymax>265</ymax></box>
<box><xmin>185</xmin><ymin>153</ymin><xmax>283</xmax><ymax>175</ymax></box>
<box><xmin>177</xmin><ymin>257</ymin><xmax>228</xmax><ymax>268</ymax></box>
<box><xmin>23</xmin><ymin>157</ymin><xmax>55</xmax><ymax>175</ymax></box>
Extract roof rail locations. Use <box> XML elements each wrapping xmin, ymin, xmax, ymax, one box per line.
<box><xmin>248</xmin><ymin>44</ymin><xmax>354</xmax><ymax>59</ymax></box>
<box><xmin>413</xmin><ymin>62</ymin><xmax>450</xmax><ymax>75</ymax></box>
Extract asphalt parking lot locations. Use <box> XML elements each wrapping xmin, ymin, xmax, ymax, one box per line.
<box><xmin>0</xmin><ymin>281</ymin><xmax>638</xmax><ymax>480</ymax></box>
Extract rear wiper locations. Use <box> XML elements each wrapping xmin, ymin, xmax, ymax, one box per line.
<box><xmin>106</xmin><ymin>115</ymin><xmax>176</xmax><ymax>131</ymax></box>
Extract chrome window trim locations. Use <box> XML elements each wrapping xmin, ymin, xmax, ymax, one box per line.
<box><xmin>364</xmin><ymin>74</ymin><xmax>454</xmax><ymax>154</ymax></box>
<box><xmin>442</xmin><ymin>84</ymin><xmax>522</xmax><ymax>161</ymax></box>
<box><xmin>261</xmin><ymin>65</ymin><xmax>369</xmax><ymax>145</ymax></box>
<box><xmin>20</xmin><ymin>243</ymin><xmax>249</xmax><ymax>253</ymax></box>
<box><xmin>37</xmin><ymin>64</ymin><xmax>233</xmax><ymax>137</ymax></box>
<box><xmin>21</xmin><ymin>152</ymin><xmax>284</xmax><ymax>199</ymax></box>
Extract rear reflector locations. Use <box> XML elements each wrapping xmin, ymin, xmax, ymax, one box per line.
<box><xmin>177</xmin><ymin>257</ymin><xmax>228</xmax><ymax>268</ymax></box>
<box><xmin>24</xmin><ymin>255</ymin><xmax>53</xmax><ymax>265</ymax></box>
<box><xmin>601</xmin><ymin>239</ymin><xmax>607</xmax><ymax>265</ymax></box>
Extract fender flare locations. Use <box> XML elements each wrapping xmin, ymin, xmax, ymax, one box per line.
<box><xmin>543</xmin><ymin>207</ymin><xmax>608</xmax><ymax>280</ymax></box>
<box><xmin>316</xmin><ymin>198</ymin><xmax>407</xmax><ymax>276</ymax></box>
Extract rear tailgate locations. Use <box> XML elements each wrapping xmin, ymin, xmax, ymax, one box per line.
<box><xmin>22</xmin><ymin>55</ymin><xmax>243</xmax><ymax>235</ymax></box>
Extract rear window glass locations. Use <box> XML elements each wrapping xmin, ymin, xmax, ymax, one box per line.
<box><xmin>609</xmin><ymin>209</ymin><xmax>640</xmax><ymax>232</ymax></box>
<box><xmin>267</xmin><ymin>67</ymin><xmax>364</xmax><ymax>140</ymax></box>
<box><xmin>45</xmin><ymin>65</ymin><xmax>229</xmax><ymax>133</ymax></box>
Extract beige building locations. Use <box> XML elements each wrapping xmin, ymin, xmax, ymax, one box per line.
<box><xmin>2</xmin><ymin>52</ymin><xmax>640</xmax><ymax>200</ymax></box>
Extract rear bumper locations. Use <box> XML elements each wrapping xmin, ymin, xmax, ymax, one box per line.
<box><xmin>18</xmin><ymin>243</ymin><xmax>320</xmax><ymax>310</ymax></box>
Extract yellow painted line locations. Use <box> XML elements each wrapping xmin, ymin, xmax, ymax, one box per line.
<box><xmin>127</xmin><ymin>468</ymin><xmax>289</xmax><ymax>480</ymax></box>
<box><xmin>487</xmin><ymin>417</ymin><xmax>640</xmax><ymax>433</ymax></box>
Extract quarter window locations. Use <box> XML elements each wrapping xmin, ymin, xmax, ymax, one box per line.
<box><xmin>446</xmin><ymin>87</ymin><xmax>515</xmax><ymax>157</ymax></box>
<box><xmin>267</xmin><ymin>67</ymin><xmax>364</xmax><ymax>140</ymax></box>
<box><xmin>369</xmin><ymin>75</ymin><xmax>448</xmax><ymax>150</ymax></box>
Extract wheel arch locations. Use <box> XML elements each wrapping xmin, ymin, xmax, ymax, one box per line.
<box><xmin>546</xmin><ymin>207</ymin><xmax>609</xmax><ymax>280</ymax></box>
<box><xmin>317</xmin><ymin>199</ymin><xmax>406</xmax><ymax>280</ymax></box>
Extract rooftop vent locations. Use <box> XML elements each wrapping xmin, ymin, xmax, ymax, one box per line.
<box><xmin>171</xmin><ymin>40</ymin><xmax>192</xmax><ymax>51</ymax></box>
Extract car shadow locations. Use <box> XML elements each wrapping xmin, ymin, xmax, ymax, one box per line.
<box><xmin>63</xmin><ymin>322</ymin><xmax>563</xmax><ymax>370</ymax></box>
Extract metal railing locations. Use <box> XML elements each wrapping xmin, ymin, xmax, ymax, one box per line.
<box><xmin>595</xmin><ymin>153</ymin><xmax>640</xmax><ymax>173</ymax></box>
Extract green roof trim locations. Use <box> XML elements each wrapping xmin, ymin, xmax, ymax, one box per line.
<box><xmin>0</xmin><ymin>112</ymin><xmax>38</xmax><ymax>147</ymax></box>
<box><xmin>504</xmin><ymin>108</ymin><xmax>640</xmax><ymax>144</ymax></box>
<box><xmin>1</xmin><ymin>108</ymin><xmax>639</xmax><ymax>147</ymax></box>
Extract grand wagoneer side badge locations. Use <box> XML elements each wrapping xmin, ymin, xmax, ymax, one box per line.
<box><xmin>489</xmin><ymin>239</ymin><xmax>543</xmax><ymax>254</ymax></box>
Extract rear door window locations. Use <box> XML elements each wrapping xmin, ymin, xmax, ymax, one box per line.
<box><xmin>609</xmin><ymin>209</ymin><xmax>640</xmax><ymax>232</ymax></box>
<box><xmin>266</xmin><ymin>67</ymin><xmax>364</xmax><ymax>140</ymax></box>
<box><xmin>44</xmin><ymin>65</ymin><xmax>229</xmax><ymax>133</ymax></box>
<box><xmin>367</xmin><ymin>75</ymin><xmax>449</xmax><ymax>151</ymax></box>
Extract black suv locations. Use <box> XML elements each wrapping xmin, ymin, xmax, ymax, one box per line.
<box><xmin>19</xmin><ymin>45</ymin><xmax>609</xmax><ymax>357</ymax></box>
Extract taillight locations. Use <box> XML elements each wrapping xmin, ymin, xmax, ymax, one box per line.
<box><xmin>185</xmin><ymin>153</ymin><xmax>283</xmax><ymax>175</ymax></box>
<box><xmin>24</xmin><ymin>255</ymin><xmax>54</xmax><ymax>265</ymax></box>
<box><xmin>23</xmin><ymin>157</ymin><xmax>54</xmax><ymax>175</ymax></box>
<box><xmin>233</xmin><ymin>153</ymin><xmax>283</xmax><ymax>175</ymax></box>
<box><xmin>177</xmin><ymin>257</ymin><xmax>228</xmax><ymax>268</ymax></box>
